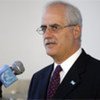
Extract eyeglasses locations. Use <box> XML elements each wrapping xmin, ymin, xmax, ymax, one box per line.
<box><xmin>36</xmin><ymin>24</ymin><xmax>77</xmax><ymax>35</ymax></box>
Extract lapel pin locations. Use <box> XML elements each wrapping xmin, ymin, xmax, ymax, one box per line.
<box><xmin>70</xmin><ymin>80</ymin><xmax>76</xmax><ymax>85</ymax></box>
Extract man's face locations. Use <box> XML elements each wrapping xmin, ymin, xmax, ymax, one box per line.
<box><xmin>42</xmin><ymin>5</ymin><xmax>80</xmax><ymax>63</ymax></box>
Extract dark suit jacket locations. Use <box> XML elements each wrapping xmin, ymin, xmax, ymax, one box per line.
<box><xmin>0</xmin><ymin>82</ymin><xmax>2</xmax><ymax>98</ymax></box>
<box><xmin>28</xmin><ymin>50</ymin><xmax>100</xmax><ymax>99</ymax></box>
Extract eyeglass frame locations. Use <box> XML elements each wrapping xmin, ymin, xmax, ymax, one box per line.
<box><xmin>36</xmin><ymin>23</ymin><xmax>78</xmax><ymax>35</ymax></box>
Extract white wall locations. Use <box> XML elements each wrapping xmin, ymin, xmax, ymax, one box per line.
<box><xmin>0</xmin><ymin>0</ymin><xmax>100</xmax><ymax>79</ymax></box>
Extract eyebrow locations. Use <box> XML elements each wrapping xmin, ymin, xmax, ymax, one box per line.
<box><xmin>40</xmin><ymin>25</ymin><xmax>47</xmax><ymax>28</ymax></box>
<box><xmin>41</xmin><ymin>23</ymin><xmax>61</xmax><ymax>27</ymax></box>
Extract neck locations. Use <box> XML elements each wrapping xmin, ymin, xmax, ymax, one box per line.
<box><xmin>53</xmin><ymin>47</ymin><xmax>80</xmax><ymax>64</ymax></box>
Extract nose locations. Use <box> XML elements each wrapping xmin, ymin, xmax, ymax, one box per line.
<box><xmin>43</xmin><ymin>28</ymin><xmax>53</xmax><ymax>38</ymax></box>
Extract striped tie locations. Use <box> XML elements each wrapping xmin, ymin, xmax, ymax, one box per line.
<box><xmin>47</xmin><ymin>65</ymin><xmax>62</xmax><ymax>99</ymax></box>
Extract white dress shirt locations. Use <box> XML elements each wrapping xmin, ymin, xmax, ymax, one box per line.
<box><xmin>53</xmin><ymin>48</ymin><xmax>82</xmax><ymax>83</ymax></box>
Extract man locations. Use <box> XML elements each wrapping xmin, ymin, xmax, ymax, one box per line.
<box><xmin>28</xmin><ymin>1</ymin><xmax>100</xmax><ymax>99</ymax></box>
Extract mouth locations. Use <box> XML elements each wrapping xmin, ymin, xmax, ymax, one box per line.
<box><xmin>45</xmin><ymin>42</ymin><xmax>56</xmax><ymax>46</ymax></box>
<box><xmin>44</xmin><ymin>39</ymin><xmax>57</xmax><ymax>47</ymax></box>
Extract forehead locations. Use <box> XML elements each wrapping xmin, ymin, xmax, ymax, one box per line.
<box><xmin>42</xmin><ymin>5</ymin><xmax>68</xmax><ymax>25</ymax></box>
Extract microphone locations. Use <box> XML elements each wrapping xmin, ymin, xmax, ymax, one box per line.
<box><xmin>0</xmin><ymin>61</ymin><xmax>25</xmax><ymax>87</ymax></box>
<box><xmin>11</xmin><ymin>61</ymin><xmax>25</xmax><ymax>75</ymax></box>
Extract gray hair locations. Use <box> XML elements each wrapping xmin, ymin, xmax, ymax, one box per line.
<box><xmin>45</xmin><ymin>1</ymin><xmax>82</xmax><ymax>27</ymax></box>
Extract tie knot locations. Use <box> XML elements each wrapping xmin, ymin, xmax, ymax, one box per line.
<box><xmin>54</xmin><ymin>65</ymin><xmax>62</xmax><ymax>75</ymax></box>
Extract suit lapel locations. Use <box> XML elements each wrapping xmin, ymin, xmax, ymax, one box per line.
<box><xmin>53</xmin><ymin>49</ymin><xmax>88</xmax><ymax>98</ymax></box>
<box><xmin>40</xmin><ymin>64</ymin><xmax>54</xmax><ymax>98</ymax></box>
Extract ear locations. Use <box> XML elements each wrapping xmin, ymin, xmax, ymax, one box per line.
<box><xmin>73</xmin><ymin>25</ymin><xmax>81</xmax><ymax>39</ymax></box>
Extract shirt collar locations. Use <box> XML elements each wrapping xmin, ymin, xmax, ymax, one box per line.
<box><xmin>54</xmin><ymin>48</ymin><xmax>82</xmax><ymax>73</ymax></box>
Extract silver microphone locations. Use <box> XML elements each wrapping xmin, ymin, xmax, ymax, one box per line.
<box><xmin>11</xmin><ymin>61</ymin><xmax>25</xmax><ymax>75</ymax></box>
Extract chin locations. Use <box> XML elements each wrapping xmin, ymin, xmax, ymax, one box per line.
<box><xmin>46</xmin><ymin>51</ymin><xmax>56</xmax><ymax>57</ymax></box>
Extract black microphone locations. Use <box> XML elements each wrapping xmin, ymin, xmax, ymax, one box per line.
<box><xmin>0</xmin><ymin>61</ymin><xmax>25</xmax><ymax>87</ymax></box>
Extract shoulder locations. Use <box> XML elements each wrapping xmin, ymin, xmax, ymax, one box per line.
<box><xmin>86</xmin><ymin>53</ymin><xmax>100</xmax><ymax>66</ymax></box>
<box><xmin>81</xmin><ymin>49</ymin><xmax>100</xmax><ymax>65</ymax></box>
<box><xmin>78</xmin><ymin>49</ymin><xmax>100</xmax><ymax>73</ymax></box>
<box><xmin>31</xmin><ymin>63</ymin><xmax>54</xmax><ymax>80</ymax></box>
<box><xmin>84</xmin><ymin>51</ymin><xmax>100</xmax><ymax>76</ymax></box>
